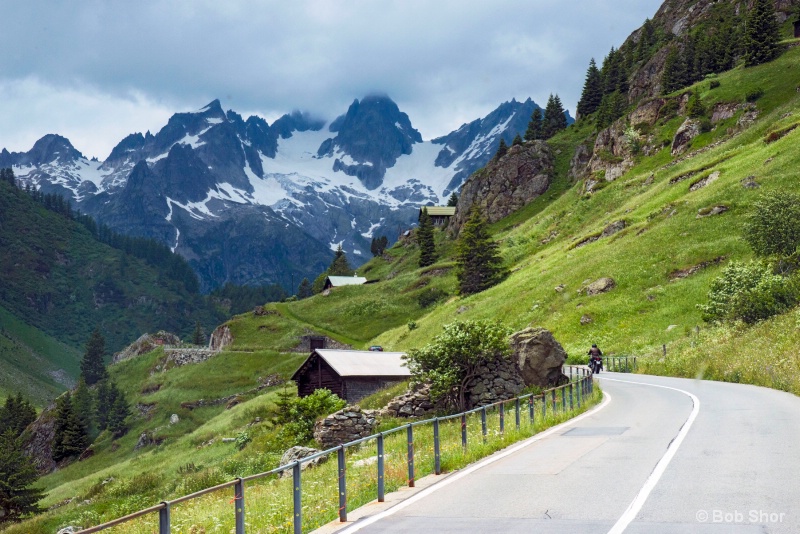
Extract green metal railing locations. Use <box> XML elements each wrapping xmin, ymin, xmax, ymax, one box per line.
<box><xmin>77</xmin><ymin>366</ymin><xmax>595</xmax><ymax>534</ymax></box>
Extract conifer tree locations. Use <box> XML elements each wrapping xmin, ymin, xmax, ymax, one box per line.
<box><xmin>745</xmin><ymin>0</ymin><xmax>781</xmax><ymax>67</ymax></box>
<box><xmin>494</xmin><ymin>138</ymin><xmax>508</xmax><ymax>160</ymax></box>
<box><xmin>297</xmin><ymin>278</ymin><xmax>313</xmax><ymax>299</ymax></box>
<box><xmin>95</xmin><ymin>380</ymin><xmax>111</xmax><ymax>431</ymax></box>
<box><xmin>108</xmin><ymin>387</ymin><xmax>131</xmax><ymax>437</ymax></box>
<box><xmin>417</xmin><ymin>207</ymin><xmax>437</xmax><ymax>268</ymax></box>
<box><xmin>542</xmin><ymin>94</ymin><xmax>567</xmax><ymax>139</ymax></box>
<box><xmin>80</xmin><ymin>329</ymin><xmax>108</xmax><ymax>386</ymax></box>
<box><xmin>0</xmin><ymin>394</ymin><xmax>36</xmax><ymax>438</ymax></box>
<box><xmin>0</xmin><ymin>430</ymin><xmax>44</xmax><ymax>523</ymax></box>
<box><xmin>447</xmin><ymin>192</ymin><xmax>459</xmax><ymax>207</ymax></box>
<box><xmin>191</xmin><ymin>321</ymin><xmax>206</xmax><ymax>346</ymax></box>
<box><xmin>596</xmin><ymin>91</ymin><xmax>628</xmax><ymax>129</ymax></box>
<box><xmin>51</xmin><ymin>393</ymin><xmax>88</xmax><ymax>462</ymax></box>
<box><xmin>455</xmin><ymin>207</ymin><xmax>508</xmax><ymax>295</ymax></box>
<box><xmin>661</xmin><ymin>46</ymin><xmax>685</xmax><ymax>94</ymax></box>
<box><xmin>576</xmin><ymin>58</ymin><xmax>603</xmax><ymax>118</ymax></box>
<box><xmin>328</xmin><ymin>245</ymin><xmax>354</xmax><ymax>276</ymax></box>
<box><xmin>71</xmin><ymin>378</ymin><xmax>94</xmax><ymax>438</ymax></box>
<box><xmin>512</xmin><ymin>133</ymin><xmax>523</xmax><ymax>146</ymax></box>
<box><xmin>635</xmin><ymin>18</ymin><xmax>657</xmax><ymax>62</ymax></box>
<box><xmin>524</xmin><ymin>108</ymin><xmax>543</xmax><ymax>141</ymax></box>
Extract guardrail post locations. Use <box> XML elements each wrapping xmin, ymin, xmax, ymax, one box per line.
<box><xmin>338</xmin><ymin>446</ymin><xmax>347</xmax><ymax>522</ymax></box>
<box><xmin>433</xmin><ymin>419</ymin><xmax>441</xmax><ymax>475</ymax></box>
<box><xmin>234</xmin><ymin>478</ymin><xmax>245</xmax><ymax>534</ymax></box>
<box><xmin>461</xmin><ymin>413</ymin><xmax>467</xmax><ymax>449</ymax></box>
<box><xmin>407</xmin><ymin>424</ymin><xmax>415</xmax><ymax>488</ymax></box>
<box><xmin>499</xmin><ymin>402</ymin><xmax>505</xmax><ymax>434</ymax></box>
<box><xmin>569</xmin><ymin>383</ymin><xmax>574</xmax><ymax>411</ymax></box>
<box><xmin>515</xmin><ymin>398</ymin><xmax>521</xmax><ymax>430</ymax></box>
<box><xmin>293</xmin><ymin>462</ymin><xmax>302</xmax><ymax>534</ymax></box>
<box><xmin>625</xmin><ymin>356</ymin><xmax>629</xmax><ymax>372</ymax></box>
<box><xmin>377</xmin><ymin>433</ymin><xmax>385</xmax><ymax>501</ymax></box>
<box><xmin>159</xmin><ymin>501</ymin><xmax>170</xmax><ymax>534</ymax></box>
<box><xmin>528</xmin><ymin>396</ymin><xmax>534</xmax><ymax>424</ymax></box>
<box><xmin>634</xmin><ymin>356</ymin><xmax>637</xmax><ymax>371</ymax></box>
<box><xmin>542</xmin><ymin>393</ymin><xmax>546</xmax><ymax>419</ymax></box>
<box><xmin>551</xmin><ymin>389</ymin><xmax>557</xmax><ymax>414</ymax></box>
<box><xmin>570</xmin><ymin>366</ymin><xmax>573</xmax><ymax>382</ymax></box>
<box><xmin>481</xmin><ymin>406</ymin><xmax>487</xmax><ymax>440</ymax></box>
<box><xmin>561</xmin><ymin>387</ymin><xmax>566</xmax><ymax>412</ymax></box>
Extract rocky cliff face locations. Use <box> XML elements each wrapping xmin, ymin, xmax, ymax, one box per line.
<box><xmin>449</xmin><ymin>141</ymin><xmax>554</xmax><ymax>233</ymax></box>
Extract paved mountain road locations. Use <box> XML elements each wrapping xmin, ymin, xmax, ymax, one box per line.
<box><xmin>330</xmin><ymin>373</ymin><xmax>800</xmax><ymax>533</ymax></box>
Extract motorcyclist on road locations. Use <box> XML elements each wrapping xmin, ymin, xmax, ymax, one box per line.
<box><xmin>587</xmin><ymin>344</ymin><xmax>603</xmax><ymax>373</ymax></box>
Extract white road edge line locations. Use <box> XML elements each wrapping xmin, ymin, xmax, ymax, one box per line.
<box><xmin>336</xmin><ymin>388</ymin><xmax>613</xmax><ymax>534</ymax></box>
<box><xmin>602</xmin><ymin>377</ymin><xmax>700</xmax><ymax>534</ymax></box>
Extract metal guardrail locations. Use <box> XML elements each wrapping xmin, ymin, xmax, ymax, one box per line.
<box><xmin>602</xmin><ymin>356</ymin><xmax>637</xmax><ymax>373</ymax></box>
<box><xmin>77</xmin><ymin>366</ymin><xmax>595</xmax><ymax>534</ymax></box>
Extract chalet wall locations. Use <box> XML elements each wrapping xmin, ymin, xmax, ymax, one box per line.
<box><xmin>344</xmin><ymin>378</ymin><xmax>406</xmax><ymax>404</ymax></box>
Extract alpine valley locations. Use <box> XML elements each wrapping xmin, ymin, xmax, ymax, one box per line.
<box><xmin>1</xmin><ymin>95</ymin><xmax>570</xmax><ymax>291</ymax></box>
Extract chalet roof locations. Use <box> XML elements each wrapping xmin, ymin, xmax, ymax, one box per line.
<box><xmin>326</xmin><ymin>276</ymin><xmax>368</xmax><ymax>287</ymax></box>
<box><xmin>419</xmin><ymin>206</ymin><xmax>456</xmax><ymax>219</ymax></box>
<box><xmin>292</xmin><ymin>349</ymin><xmax>410</xmax><ymax>380</ymax></box>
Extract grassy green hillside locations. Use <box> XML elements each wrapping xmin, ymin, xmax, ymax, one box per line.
<box><xmin>7</xmin><ymin>41</ymin><xmax>800</xmax><ymax>534</ymax></box>
<box><xmin>0</xmin><ymin>305</ymin><xmax>80</xmax><ymax>405</ymax></box>
<box><xmin>0</xmin><ymin>180</ymin><xmax>226</xmax><ymax>403</ymax></box>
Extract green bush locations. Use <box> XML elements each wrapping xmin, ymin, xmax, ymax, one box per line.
<box><xmin>698</xmin><ymin>261</ymin><xmax>800</xmax><ymax>324</ymax></box>
<box><xmin>743</xmin><ymin>191</ymin><xmax>800</xmax><ymax>258</ymax></box>
<box><xmin>709</xmin><ymin>80</ymin><xmax>721</xmax><ymax>89</ymax></box>
<box><xmin>271</xmin><ymin>388</ymin><xmax>346</xmax><ymax>445</ymax></box>
<box><xmin>417</xmin><ymin>287</ymin><xmax>447</xmax><ymax>308</ymax></box>
<box><xmin>745</xmin><ymin>87</ymin><xmax>765</xmax><ymax>102</ymax></box>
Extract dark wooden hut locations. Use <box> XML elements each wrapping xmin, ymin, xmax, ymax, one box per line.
<box><xmin>291</xmin><ymin>349</ymin><xmax>410</xmax><ymax>403</ymax></box>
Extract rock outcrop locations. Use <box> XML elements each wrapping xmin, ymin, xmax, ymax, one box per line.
<box><xmin>449</xmin><ymin>141</ymin><xmax>553</xmax><ymax>234</ymax></box>
<box><xmin>584</xmin><ymin>277</ymin><xmax>617</xmax><ymax>296</ymax></box>
<box><xmin>208</xmin><ymin>325</ymin><xmax>233</xmax><ymax>351</ymax></box>
<box><xmin>671</xmin><ymin>119</ymin><xmax>701</xmax><ymax>156</ymax></box>
<box><xmin>509</xmin><ymin>327</ymin><xmax>569</xmax><ymax>387</ymax></box>
<box><xmin>112</xmin><ymin>331</ymin><xmax>181</xmax><ymax>364</ymax></box>
<box><xmin>22</xmin><ymin>403</ymin><xmax>58</xmax><ymax>474</ymax></box>
<box><xmin>278</xmin><ymin>446</ymin><xmax>327</xmax><ymax>477</ymax></box>
<box><xmin>314</xmin><ymin>406</ymin><xmax>377</xmax><ymax>449</ymax></box>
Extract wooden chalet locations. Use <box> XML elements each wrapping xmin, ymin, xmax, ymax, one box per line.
<box><xmin>291</xmin><ymin>349</ymin><xmax>410</xmax><ymax>403</ymax></box>
<box><xmin>323</xmin><ymin>275</ymin><xmax>368</xmax><ymax>290</ymax></box>
<box><xmin>419</xmin><ymin>206</ymin><xmax>456</xmax><ymax>227</ymax></box>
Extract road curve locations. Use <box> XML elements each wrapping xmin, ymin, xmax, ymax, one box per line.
<box><xmin>330</xmin><ymin>373</ymin><xmax>800</xmax><ymax>533</ymax></box>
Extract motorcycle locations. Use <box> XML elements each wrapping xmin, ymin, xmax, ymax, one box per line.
<box><xmin>588</xmin><ymin>356</ymin><xmax>603</xmax><ymax>374</ymax></box>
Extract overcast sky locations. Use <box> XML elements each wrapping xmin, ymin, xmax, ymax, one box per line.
<box><xmin>1</xmin><ymin>0</ymin><xmax>663</xmax><ymax>160</ymax></box>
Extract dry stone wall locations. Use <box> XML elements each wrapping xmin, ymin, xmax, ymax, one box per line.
<box><xmin>313</xmin><ymin>406</ymin><xmax>377</xmax><ymax>449</ymax></box>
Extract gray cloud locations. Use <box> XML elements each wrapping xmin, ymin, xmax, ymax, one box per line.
<box><xmin>1</xmin><ymin>0</ymin><xmax>662</xmax><ymax>158</ymax></box>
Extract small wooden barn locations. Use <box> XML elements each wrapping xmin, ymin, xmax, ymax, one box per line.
<box><xmin>291</xmin><ymin>349</ymin><xmax>410</xmax><ymax>403</ymax></box>
<box><xmin>323</xmin><ymin>275</ymin><xmax>368</xmax><ymax>290</ymax></box>
<box><xmin>419</xmin><ymin>206</ymin><xmax>456</xmax><ymax>227</ymax></box>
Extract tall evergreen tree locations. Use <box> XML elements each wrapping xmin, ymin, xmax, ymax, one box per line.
<box><xmin>71</xmin><ymin>378</ymin><xmax>94</xmax><ymax>438</ymax></box>
<box><xmin>576</xmin><ymin>58</ymin><xmax>603</xmax><ymax>118</ymax></box>
<box><xmin>596</xmin><ymin>91</ymin><xmax>628</xmax><ymax>129</ymax></box>
<box><xmin>297</xmin><ymin>278</ymin><xmax>313</xmax><ymax>299</ymax></box>
<box><xmin>511</xmin><ymin>133</ymin><xmax>523</xmax><ymax>146</ymax></box>
<box><xmin>95</xmin><ymin>380</ymin><xmax>111</xmax><ymax>431</ymax></box>
<box><xmin>370</xmin><ymin>235</ymin><xmax>389</xmax><ymax>257</ymax></box>
<box><xmin>51</xmin><ymin>393</ymin><xmax>88</xmax><ymax>462</ymax></box>
<box><xmin>0</xmin><ymin>394</ymin><xmax>36</xmax><ymax>438</ymax></box>
<box><xmin>0</xmin><ymin>430</ymin><xmax>44</xmax><ymax>523</ymax></box>
<box><xmin>494</xmin><ymin>138</ymin><xmax>508</xmax><ymax>160</ymax></box>
<box><xmin>107</xmin><ymin>387</ymin><xmax>131</xmax><ymax>437</ymax></box>
<box><xmin>455</xmin><ymin>207</ymin><xmax>508</xmax><ymax>295</ymax></box>
<box><xmin>661</xmin><ymin>46</ymin><xmax>686</xmax><ymax>94</ymax></box>
<box><xmin>328</xmin><ymin>245</ymin><xmax>354</xmax><ymax>276</ymax></box>
<box><xmin>524</xmin><ymin>108</ymin><xmax>543</xmax><ymax>141</ymax></box>
<box><xmin>635</xmin><ymin>18</ymin><xmax>657</xmax><ymax>62</ymax></box>
<box><xmin>191</xmin><ymin>321</ymin><xmax>206</xmax><ymax>346</ymax></box>
<box><xmin>745</xmin><ymin>0</ymin><xmax>781</xmax><ymax>67</ymax></box>
<box><xmin>542</xmin><ymin>94</ymin><xmax>567</xmax><ymax>139</ymax></box>
<box><xmin>417</xmin><ymin>207</ymin><xmax>437</xmax><ymax>268</ymax></box>
<box><xmin>80</xmin><ymin>329</ymin><xmax>108</xmax><ymax>386</ymax></box>
<box><xmin>447</xmin><ymin>192</ymin><xmax>459</xmax><ymax>207</ymax></box>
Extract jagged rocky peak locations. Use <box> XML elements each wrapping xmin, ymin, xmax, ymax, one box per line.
<box><xmin>24</xmin><ymin>134</ymin><xmax>84</xmax><ymax>166</ymax></box>
<box><xmin>318</xmin><ymin>94</ymin><xmax>422</xmax><ymax>190</ymax></box>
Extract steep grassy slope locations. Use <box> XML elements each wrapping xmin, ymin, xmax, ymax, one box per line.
<box><xmin>0</xmin><ymin>180</ymin><xmax>226</xmax><ymax>403</ymax></box>
<box><xmin>0</xmin><ymin>305</ymin><xmax>80</xmax><ymax>405</ymax></box>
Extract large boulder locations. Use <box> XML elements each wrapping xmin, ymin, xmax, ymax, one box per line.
<box><xmin>671</xmin><ymin>118</ymin><xmax>701</xmax><ymax>156</ymax></box>
<box><xmin>208</xmin><ymin>325</ymin><xmax>233</xmax><ymax>351</ymax></box>
<box><xmin>509</xmin><ymin>327</ymin><xmax>568</xmax><ymax>387</ymax></box>
<box><xmin>112</xmin><ymin>331</ymin><xmax>181</xmax><ymax>364</ymax></box>
<box><xmin>278</xmin><ymin>446</ymin><xmax>327</xmax><ymax>477</ymax></box>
